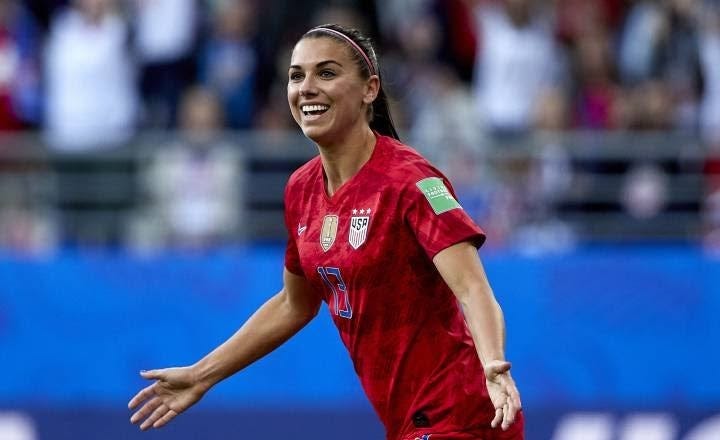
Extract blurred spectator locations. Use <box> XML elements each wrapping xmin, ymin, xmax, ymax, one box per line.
<box><xmin>129</xmin><ymin>86</ymin><xmax>242</xmax><ymax>252</ymax></box>
<box><xmin>471</xmin><ymin>0</ymin><xmax>564</xmax><ymax>137</ymax></box>
<box><xmin>132</xmin><ymin>0</ymin><xmax>198</xmax><ymax>128</ymax></box>
<box><xmin>44</xmin><ymin>0</ymin><xmax>137</xmax><ymax>151</ymax></box>
<box><xmin>410</xmin><ymin>65</ymin><xmax>482</xmax><ymax>171</ymax></box>
<box><xmin>533</xmin><ymin>86</ymin><xmax>570</xmax><ymax>132</ymax></box>
<box><xmin>571</xmin><ymin>27</ymin><xmax>621</xmax><ymax>130</ymax></box>
<box><xmin>198</xmin><ymin>0</ymin><xmax>258</xmax><ymax>129</ymax></box>
<box><xmin>555</xmin><ymin>0</ymin><xmax>626</xmax><ymax>45</ymax></box>
<box><xmin>0</xmin><ymin>0</ymin><xmax>42</xmax><ymax>129</ymax></box>
<box><xmin>698</xmin><ymin>1</ymin><xmax>720</xmax><ymax>146</ymax></box>
<box><xmin>0</xmin><ymin>175</ymin><xmax>57</xmax><ymax>255</ymax></box>
<box><xmin>387</xmin><ymin>11</ymin><xmax>445</xmax><ymax>127</ymax></box>
<box><xmin>632</xmin><ymin>79</ymin><xmax>675</xmax><ymax>130</ymax></box>
<box><xmin>617</xmin><ymin>0</ymin><xmax>667</xmax><ymax>85</ymax></box>
<box><xmin>434</xmin><ymin>0</ymin><xmax>478</xmax><ymax>82</ymax></box>
<box><xmin>618</xmin><ymin>0</ymin><xmax>705</xmax><ymax>132</ymax></box>
<box><xmin>376</xmin><ymin>0</ymin><xmax>433</xmax><ymax>37</ymax></box>
<box><xmin>312</xmin><ymin>3</ymin><xmax>369</xmax><ymax>31</ymax></box>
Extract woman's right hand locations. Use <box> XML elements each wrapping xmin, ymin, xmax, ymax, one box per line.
<box><xmin>128</xmin><ymin>366</ymin><xmax>209</xmax><ymax>430</ymax></box>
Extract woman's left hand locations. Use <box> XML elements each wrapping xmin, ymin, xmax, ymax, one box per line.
<box><xmin>484</xmin><ymin>360</ymin><xmax>522</xmax><ymax>430</ymax></box>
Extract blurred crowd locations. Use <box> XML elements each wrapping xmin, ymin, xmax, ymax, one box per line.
<box><xmin>0</xmin><ymin>0</ymin><xmax>719</xmax><ymax>253</ymax></box>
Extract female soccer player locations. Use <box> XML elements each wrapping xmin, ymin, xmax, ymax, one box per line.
<box><xmin>129</xmin><ymin>24</ymin><xmax>524</xmax><ymax>440</ymax></box>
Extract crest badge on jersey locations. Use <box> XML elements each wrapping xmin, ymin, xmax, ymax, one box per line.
<box><xmin>320</xmin><ymin>214</ymin><xmax>339</xmax><ymax>252</ymax></box>
<box><xmin>349</xmin><ymin>208</ymin><xmax>371</xmax><ymax>249</ymax></box>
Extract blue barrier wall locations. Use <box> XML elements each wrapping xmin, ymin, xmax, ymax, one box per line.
<box><xmin>0</xmin><ymin>246</ymin><xmax>718</xmax><ymax>439</ymax></box>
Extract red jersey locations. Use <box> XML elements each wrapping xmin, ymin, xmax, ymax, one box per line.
<box><xmin>284</xmin><ymin>135</ymin><xmax>495</xmax><ymax>440</ymax></box>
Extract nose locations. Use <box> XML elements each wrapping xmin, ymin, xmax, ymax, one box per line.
<box><xmin>299</xmin><ymin>76</ymin><xmax>318</xmax><ymax>97</ymax></box>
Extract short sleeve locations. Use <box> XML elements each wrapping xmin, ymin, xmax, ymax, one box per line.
<box><xmin>405</xmin><ymin>175</ymin><xmax>486</xmax><ymax>260</ymax></box>
<box><xmin>283</xmin><ymin>185</ymin><xmax>305</xmax><ymax>276</ymax></box>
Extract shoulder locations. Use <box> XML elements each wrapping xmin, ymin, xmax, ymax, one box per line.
<box><xmin>377</xmin><ymin>135</ymin><xmax>449</xmax><ymax>190</ymax></box>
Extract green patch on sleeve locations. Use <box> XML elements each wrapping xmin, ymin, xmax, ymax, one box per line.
<box><xmin>416</xmin><ymin>177</ymin><xmax>462</xmax><ymax>214</ymax></box>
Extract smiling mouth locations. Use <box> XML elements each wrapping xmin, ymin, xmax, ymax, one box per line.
<box><xmin>302</xmin><ymin>104</ymin><xmax>330</xmax><ymax>117</ymax></box>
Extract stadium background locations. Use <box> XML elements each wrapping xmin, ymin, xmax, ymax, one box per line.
<box><xmin>1</xmin><ymin>0</ymin><xmax>719</xmax><ymax>439</ymax></box>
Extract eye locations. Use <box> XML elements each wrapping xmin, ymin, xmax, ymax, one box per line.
<box><xmin>289</xmin><ymin>71</ymin><xmax>304</xmax><ymax>82</ymax></box>
<box><xmin>319</xmin><ymin>69</ymin><xmax>336</xmax><ymax>79</ymax></box>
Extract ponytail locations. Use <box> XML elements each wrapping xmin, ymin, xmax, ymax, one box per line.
<box><xmin>370</xmin><ymin>88</ymin><xmax>399</xmax><ymax>140</ymax></box>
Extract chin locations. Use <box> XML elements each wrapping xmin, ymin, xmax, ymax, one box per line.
<box><xmin>301</xmin><ymin>125</ymin><xmax>331</xmax><ymax>144</ymax></box>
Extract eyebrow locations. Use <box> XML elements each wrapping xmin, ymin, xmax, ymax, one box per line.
<box><xmin>289</xmin><ymin>60</ymin><xmax>343</xmax><ymax>70</ymax></box>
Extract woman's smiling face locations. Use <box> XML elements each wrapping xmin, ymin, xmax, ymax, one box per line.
<box><xmin>287</xmin><ymin>36</ymin><xmax>376</xmax><ymax>145</ymax></box>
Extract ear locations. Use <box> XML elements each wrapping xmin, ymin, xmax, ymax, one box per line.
<box><xmin>362</xmin><ymin>75</ymin><xmax>380</xmax><ymax>105</ymax></box>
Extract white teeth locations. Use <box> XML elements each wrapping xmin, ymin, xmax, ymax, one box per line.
<box><xmin>301</xmin><ymin>104</ymin><xmax>329</xmax><ymax>113</ymax></box>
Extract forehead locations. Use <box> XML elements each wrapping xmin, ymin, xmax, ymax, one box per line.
<box><xmin>290</xmin><ymin>36</ymin><xmax>353</xmax><ymax>67</ymax></box>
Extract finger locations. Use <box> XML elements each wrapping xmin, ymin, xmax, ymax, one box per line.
<box><xmin>130</xmin><ymin>396</ymin><xmax>162</xmax><ymax>425</ymax></box>
<box><xmin>153</xmin><ymin>409</ymin><xmax>178</xmax><ymax>429</ymax></box>
<box><xmin>140</xmin><ymin>369</ymin><xmax>164</xmax><ymax>380</ymax></box>
<box><xmin>491</xmin><ymin>407</ymin><xmax>503</xmax><ymax>428</ymax></box>
<box><xmin>128</xmin><ymin>383</ymin><xmax>156</xmax><ymax>410</ymax></box>
<box><xmin>502</xmin><ymin>379</ymin><xmax>522</xmax><ymax>409</ymax></box>
<box><xmin>140</xmin><ymin>404</ymin><xmax>169</xmax><ymax>431</ymax></box>
<box><xmin>502</xmin><ymin>399</ymin><xmax>518</xmax><ymax>431</ymax></box>
<box><xmin>507</xmin><ymin>385</ymin><xmax>522</xmax><ymax>409</ymax></box>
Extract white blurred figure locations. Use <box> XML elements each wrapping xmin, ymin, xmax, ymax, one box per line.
<box><xmin>44</xmin><ymin>0</ymin><xmax>137</xmax><ymax>151</ymax></box>
<box><xmin>621</xmin><ymin>163</ymin><xmax>669</xmax><ymax>220</ymax></box>
<box><xmin>133</xmin><ymin>0</ymin><xmax>195</xmax><ymax>63</ymax></box>
<box><xmin>132</xmin><ymin>0</ymin><xmax>197</xmax><ymax>128</ymax></box>
<box><xmin>410</xmin><ymin>64</ymin><xmax>482</xmax><ymax>172</ymax></box>
<box><xmin>471</xmin><ymin>0</ymin><xmax>563</xmax><ymax>137</ymax></box>
<box><xmin>129</xmin><ymin>86</ymin><xmax>242</xmax><ymax>252</ymax></box>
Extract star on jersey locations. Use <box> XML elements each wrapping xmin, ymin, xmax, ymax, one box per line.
<box><xmin>349</xmin><ymin>208</ymin><xmax>372</xmax><ymax>249</ymax></box>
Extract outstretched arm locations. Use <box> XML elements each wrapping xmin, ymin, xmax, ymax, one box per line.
<box><xmin>433</xmin><ymin>242</ymin><xmax>522</xmax><ymax>431</ymax></box>
<box><xmin>128</xmin><ymin>269</ymin><xmax>322</xmax><ymax>430</ymax></box>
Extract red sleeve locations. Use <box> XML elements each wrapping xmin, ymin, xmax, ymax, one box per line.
<box><xmin>283</xmin><ymin>183</ymin><xmax>304</xmax><ymax>276</ymax></box>
<box><xmin>405</xmin><ymin>175</ymin><xmax>486</xmax><ymax>260</ymax></box>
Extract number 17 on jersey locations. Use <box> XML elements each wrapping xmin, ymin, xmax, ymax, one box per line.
<box><xmin>317</xmin><ymin>266</ymin><xmax>352</xmax><ymax>319</ymax></box>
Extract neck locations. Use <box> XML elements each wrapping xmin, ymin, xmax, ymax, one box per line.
<box><xmin>318</xmin><ymin>126</ymin><xmax>377</xmax><ymax>197</ymax></box>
